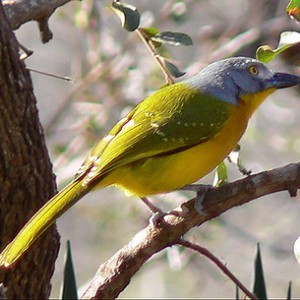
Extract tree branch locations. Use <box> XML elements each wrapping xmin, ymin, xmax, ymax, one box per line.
<box><xmin>82</xmin><ymin>162</ymin><xmax>300</xmax><ymax>299</ymax></box>
<box><xmin>136</xmin><ymin>28</ymin><xmax>174</xmax><ymax>85</ymax></box>
<box><xmin>177</xmin><ymin>239</ymin><xmax>257</xmax><ymax>300</ymax></box>
<box><xmin>3</xmin><ymin>0</ymin><xmax>74</xmax><ymax>42</ymax></box>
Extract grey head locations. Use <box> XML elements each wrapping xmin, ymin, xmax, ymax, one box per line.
<box><xmin>184</xmin><ymin>57</ymin><xmax>300</xmax><ymax>105</ymax></box>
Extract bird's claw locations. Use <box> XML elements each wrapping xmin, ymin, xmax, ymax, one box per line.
<box><xmin>194</xmin><ymin>189</ymin><xmax>208</xmax><ymax>215</ymax></box>
<box><xmin>140</xmin><ymin>197</ymin><xmax>167</xmax><ymax>227</ymax></box>
<box><xmin>181</xmin><ymin>184</ymin><xmax>213</xmax><ymax>215</ymax></box>
<box><xmin>149</xmin><ymin>211</ymin><xmax>167</xmax><ymax>227</ymax></box>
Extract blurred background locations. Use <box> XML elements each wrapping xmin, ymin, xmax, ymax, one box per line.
<box><xmin>14</xmin><ymin>0</ymin><xmax>300</xmax><ymax>298</ymax></box>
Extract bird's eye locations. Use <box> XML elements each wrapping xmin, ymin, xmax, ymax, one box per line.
<box><xmin>249</xmin><ymin>65</ymin><xmax>259</xmax><ymax>75</ymax></box>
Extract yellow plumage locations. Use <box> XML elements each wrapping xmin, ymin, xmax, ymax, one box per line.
<box><xmin>105</xmin><ymin>88</ymin><xmax>276</xmax><ymax>196</ymax></box>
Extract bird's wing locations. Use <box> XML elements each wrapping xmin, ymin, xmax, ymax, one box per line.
<box><xmin>77</xmin><ymin>83</ymin><xmax>230</xmax><ymax>181</ymax></box>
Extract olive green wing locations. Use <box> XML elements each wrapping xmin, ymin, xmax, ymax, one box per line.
<box><xmin>78</xmin><ymin>83</ymin><xmax>230</xmax><ymax>181</ymax></box>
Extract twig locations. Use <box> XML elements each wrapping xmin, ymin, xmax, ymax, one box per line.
<box><xmin>177</xmin><ymin>239</ymin><xmax>257</xmax><ymax>300</ymax></box>
<box><xmin>136</xmin><ymin>28</ymin><xmax>174</xmax><ymax>85</ymax></box>
<box><xmin>27</xmin><ymin>68</ymin><xmax>74</xmax><ymax>82</ymax></box>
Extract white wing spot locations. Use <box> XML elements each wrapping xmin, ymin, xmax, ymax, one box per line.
<box><xmin>103</xmin><ymin>134</ymin><xmax>115</xmax><ymax>142</ymax></box>
<box><xmin>184</xmin><ymin>123</ymin><xmax>189</xmax><ymax>127</ymax></box>
<box><xmin>117</xmin><ymin>117</ymin><xmax>127</xmax><ymax>125</ymax></box>
<box><xmin>163</xmin><ymin>138</ymin><xmax>169</xmax><ymax>142</ymax></box>
<box><xmin>95</xmin><ymin>157</ymin><xmax>102</xmax><ymax>164</ymax></box>
<box><xmin>88</xmin><ymin>155</ymin><xmax>98</xmax><ymax>162</ymax></box>
<box><xmin>88</xmin><ymin>171</ymin><xmax>95</xmax><ymax>179</ymax></box>
<box><xmin>123</xmin><ymin>119</ymin><xmax>135</xmax><ymax>129</ymax></box>
<box><xmin>145</xmin><ymin>111</ymin><xmax>155</xmax><ymax>117</ymax></box>
<box><xmin>156</xmin><ymin>130</ymin><xmax>166</xmax><ymax>137</ymax></box>
<box><xmin>151</xmin><ymin>122</ymin><xmax>159</xmax><ymax>128</ymax></box>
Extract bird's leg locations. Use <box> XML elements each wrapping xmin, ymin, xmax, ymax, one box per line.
<box><xmin>237</xmin><ymin>162</ymin><xmax>252</xmax><ymax>176</ymax></box>
<box><xmin>180</xmin><ymin>184</ymin><xmax>213</xmax><ymax>215</ymax></box>
<box><xmin>227</xmin><ymin>144</ymin><xmax>252</xmax><ymax>176</ymax></box>
<box><xmin>194</xmin><ymin>186</ymin><xmax>212</xmax><ymax>215</ymax></box>
<box><xmin>140</xmin><ymin>197</ymin><xmax>162</xmax><ymax>214</ymax></box>
<box><xmin>140</xmin><ymin>197</ymin><xmax>166</xmax><ymax>227</ymax></box>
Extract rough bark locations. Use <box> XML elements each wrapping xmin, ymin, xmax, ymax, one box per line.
<box><xmin>0</xmin><ymin>3</ymin><xmax>60</xmax><ymax>298</ymax></box>
<box><xmin>3</xmin><ymin>0</ymin><xmax>74</xmax><ymax>43</ymax></box>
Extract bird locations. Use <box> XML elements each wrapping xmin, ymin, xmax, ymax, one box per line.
<box><xmin>0</xmin><ymin>56</ymin><xmax>299</xmax><ymax>267</ymax></box>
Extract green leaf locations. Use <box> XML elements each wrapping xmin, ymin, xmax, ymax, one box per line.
<box><xmin>287</xmin><ymin>0</ymin><xmax>300</xmax><ymax>22</ymax></box>
<box><xmin>163</xmin><ymin>60</ymin><xmax>186</xmax><ymax>78</ymax></box>
<box><xmin>252</xmin><ymin>243</ymin><xmax>267</xmax><ymax>300</ymax></box>
<box><xmin>151</xmin><ymin>31</ymin><xmax>193</xmax><ymax>46</ymax></box>
<box><xmin>111</xmin><ymin>1</ymin><xmax>140</xmax><ymax>32</ymax></box>
<box><xmin>213</xmin><ymin>161</ymin><xmax>228</xmax><ymax>187</ymax></box>
<box><xmin>61</xmin><ymin>241</ymin><xmax>78</xmax><ymax>300</ymax></box>
<box><xmin>141</xmin><ymin>27</ymin><xmax>160</xmax><ymax>39</ymax></box>
<box><xmin>286</xmin><ymin>281</ymin><xmax>292</xmax><ymax>300</ymax></box>
<box><xmin>256</xmin><ymin>31</ymin><xmax>300</xmax><ymax>63</ymax></box>
<box><xmin>293</xmin><ymin>235</ymin><xmax>300</xmax><ymax>263</ymax></box>
<box><xmin>140</xmin><ymin>27</ymin><xmax>162</xmax><ymax>48</ymax></box>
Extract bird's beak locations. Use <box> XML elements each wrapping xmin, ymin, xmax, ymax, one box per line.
<box><xmin>267</xmin><ymin>72</ymin><xmax>300</xmax><ymax>89</ymax></box>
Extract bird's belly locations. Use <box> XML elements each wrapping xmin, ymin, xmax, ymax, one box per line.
<box><xmin>103</xmin><ymin>112</ymin><xmax>248</xmax><ymax>197</ymax></box>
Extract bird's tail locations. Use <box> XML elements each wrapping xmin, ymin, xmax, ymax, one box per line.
<box><xmin>0</xmin><ymin>178</ymin><xmax>91</xmax><ymax>267</ymax></box>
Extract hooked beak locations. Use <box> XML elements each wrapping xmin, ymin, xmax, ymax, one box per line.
<box><xmin>267</xmin><ymin>72</ymin><xmax>300</xmax><ymax>89</ymax></box>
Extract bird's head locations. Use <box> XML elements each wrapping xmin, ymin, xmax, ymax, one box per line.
<box><xmin>185</xmin><ymin>57</ymin><xmax>300</xmax><ymax>107</ymax></box>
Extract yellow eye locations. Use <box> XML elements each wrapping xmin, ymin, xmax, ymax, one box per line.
<box><xmin>249</xmin><ymin>65</ymin><xmax>259</xmax><ymax>75</ymax></box>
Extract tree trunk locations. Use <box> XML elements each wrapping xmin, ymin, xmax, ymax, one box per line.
<box><xmin>0</xmin><ymin>2</ymin><xmax>60</xmax><ymax>298</ymax></box>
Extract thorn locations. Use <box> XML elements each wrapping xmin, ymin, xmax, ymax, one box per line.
<box><xmin>18</xmin><ymin>43</ymin><xmax>33</xmax><ymax>60</ymax></box>
<box><xmin>27</xmin><ymin>68</ymin><xmax>74</xmax><ymax>82</ymax></box>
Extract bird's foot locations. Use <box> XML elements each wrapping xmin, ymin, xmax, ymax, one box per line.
<box><xmin>140</xmin><ymin>197</ymin><xmax>166</xmax><ymax>227</ymax></box>
<box><xmin>181</xmin><ymin>184</ymin><xmax>213</xmax><ymax>215</ymax></box>
<box><xmin>227</xmin><ymin>145</ymin><xmax>252</xmax><ymax>176</ymax></box>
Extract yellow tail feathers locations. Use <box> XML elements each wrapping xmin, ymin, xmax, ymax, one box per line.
<box><xmin>0</xmin><ymin>179</ymin><xmax>91</xmax><ymax>267</ymax></box>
